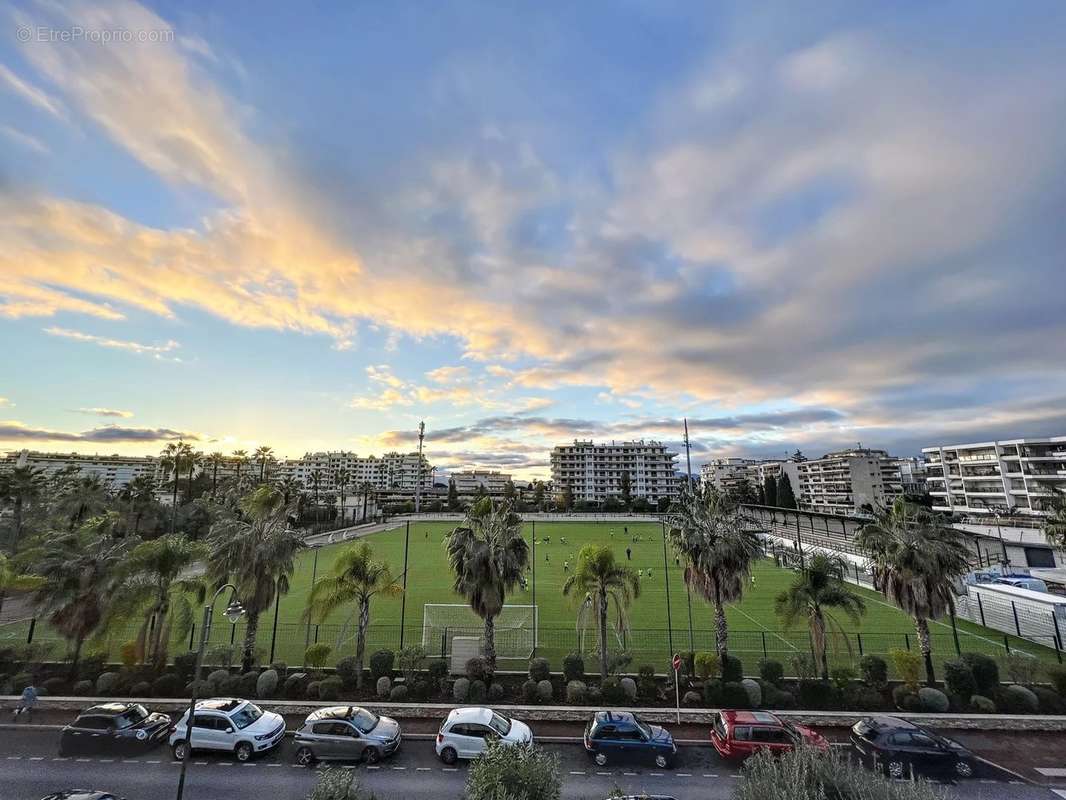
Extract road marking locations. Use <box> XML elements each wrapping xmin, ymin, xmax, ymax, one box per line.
<box><xmin>217</xmin><ymin>762</ymin><xmax>233</xmax><ymax>767</ymax></box>
<box><xmin>442</xmin><ymin>767</ymin><xmax>458</xmax><ymax>772</ymax></box>
<box><xmin>1037</xmin><ymin>769</ymin><xmax>1066</xmax><ymax>778</ymax></box>
<box><xmin>391</xmin><ymin>766</ymin><xmax>406</xmax><ymax>770</ymax></box>
<box><xmin>367</xmin><ymin>765</ymin><xmax>380</xmax><ymax>770</ymax></box>
<box><xmin>52</xmin><ymin>757</ymin><xmax>68</xmax><ymax>761</ymax></box>
<box><xmin>1050</xmin><ymin>790</ymin><xmax>1066</xmax><ymax>799</ymax></box>
<box><xmin>596</xmin><ymin>771</ymin><xmax>611</xmax><ymax>776</ymax></box>
<box><xmin>569</xmin><ymin>770</ymin><xmax>586</xmax><ymax>775</ymax></box>
<box><xmin>267</xmin><ymin>763</ymin><xmax>282</xmax><ymax>768</ymax></box>
<box><xmin>703</xmin><ymin>773</ymin><xmax>718</xmax><ymax>778</ymax></box>
<box><xmin>76</xmin><ymin>758</ymin><xmax>91</xmax><ymax>762</ymax></box>
<box><xmin>195</xmin><ymin>761</ymin><xmax>207</xmax><ymax>765</ymax></box>
<box><xmin>29</xmin><ymin>756</ymin><xmax>43</xmax><ymax>761</ymax></box>
<box><xmin>243</xmin><ymin>763</ymin><xmax>257</xmax><ymax>767</ymax></box>
<box><xmin>6</xmin><ymin>756</ymin><xmax>21</xmax><ymax>760</ymax></box>
<box><xmin>416</xmin><ymin>767</ymin><xmax>431</xmax><ymax>771</ymax></box>
<box><xmin>677</xmin><ymin>772</ymin><xmax>692</xmax><ymax>776</ymax></box>
<box><xmin>623</xmin><ymin>772</ymin><xmax>638</xmax><ymax>776</ymax></box>
<box><xmin>649</xmin><ymin>771</ymin><xmax>664</xmax><ymax>776</ymax></box>
<box><xmin>98</xmin><ymin>758</ymin><xmax>113</xmax><ymax>763</ymax></box>
<box><xmin>147</xmin><ymin>760</ymin><xmax>160</xmax><ymax>763</ymax></box>
<box><xmin>123</xmin><ymin>759</ymin><xmax>140</xmax><ymax>763</ymax></box>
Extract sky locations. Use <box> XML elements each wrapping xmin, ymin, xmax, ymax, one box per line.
<box><xmin>1</xmin><ymin>0</ymin><xmax>1065</xmax><ymax>480</ymax></box>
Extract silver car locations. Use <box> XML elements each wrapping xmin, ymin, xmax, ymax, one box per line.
<box><xmin>293</xmin><ymin>706</ymin><xmax>402</xmax><ymax>766</ymax></box>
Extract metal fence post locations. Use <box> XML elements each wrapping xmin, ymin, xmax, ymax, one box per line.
<box><xmin>26</xmin><ymin>617</ymin><xmax>35</xmax><ymax>645</ymax></box>
<box><xmin>1003</xmin><ymin>635</ymin><xmax>1011</xmax><ymax>654</ymax></box>
<box><xmin>1011</xmin><ymin>601</ymin><xmax>1022</xmax><ymax>637</ymax></box>
<box><xmin>949</xmin><ymin>614</ymin><xmax>961</xmax><ymax>655</ymax></box>
<box><xmin>856</xmin><ymin>632</ymin><xmax>863</xmax><ymax>656</ymax></box>
<box><xmin>904</xmin><ymin>633</ymin><xmax>910</xmax><ymax>651</ymax></box>
<box><xmin>441</xmin><ymin>628</ymin><xmax>448</xmax><ymax>660</ymax></box>
<box><xmin>976</xmin><ymin>593</ymin><xmax>986</xmax><ymax>627</ymax></box>
<box><xmin>1053</xmin><ymin>612</ymin><xmax>1064</xmax><ymax>657</ymax></box>
<box><xmin>314</xmin><ymin>624</ymin><xmax>320</xmax><ymax>644</ymax></box>
<box><xmin>188</xmin><ymin>623</ymin><xmax>195</xmax><ymax>651</ymax></box>
<box><xmin>761</xmin><ymin>631</ymin><xmax>768</xmax><ymax>659</ymax></box>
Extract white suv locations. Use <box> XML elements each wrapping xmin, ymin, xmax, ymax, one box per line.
<box><xmin>435</xmin><ymin>707</ymin><xmax>532</xmax><ymax>764</ymax></box>
<box><xmin>169</xmin><ymin>698</ymin><xmax>285</xmax><ymax>762</ymax></box>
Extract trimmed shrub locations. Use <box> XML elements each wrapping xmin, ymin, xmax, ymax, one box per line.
<box><xmin>960</xmin><ymin>653</ymin><xmax>999</xmax><ymax>696</ymax></box>
<box><xmin>219</xmin><ymin>674</ymin><xmax>243</xmax><ymax>695</ymax></box>
<box><xmin>469</xmin><ymin>679</ymin><xmax>488</xmax><ymax>704</ymax></box>
<box><xmin>1047</xmin><ymin>664</ymin><xmax>1066</xmax><ymax>697</ymax></box>
<box><xmin>42</xmin><ymin>677</ymin><xmax>69</xmax><ymax>696</ymax></box>
<box><xmin>859</xmin><ymin>655</ymin><xmax>888</xmax><ymax>688</ymax></box>
<box><xmin>376</xmin><ymin>675</ymin><xmax>392</xmax><ymax>699</ymax></box>
<box><xmin>306</xmin><ymin>680</ymin><xmax>322</xmax><ymax>699</ymax></box>
<box><xmin>319</xmin><ymin>676</ymin><xmax>343</xmax><ymax>701</ymax></box>
<box><xmin>270</xmin><ymin>662</ymin><xmax>288</xmax><ymax>679</ymax></box>
<box><xmin>563</xmin><ymin>653</ymin><xmax>585</xmax><ymax>683</ymax></box>
<box><xmin>487</xmin><ymin>682</ymin><xmax>504</xmax><ymax>702</ymax></box>
<box><xmin>283</xmin><ymin>672</ymin><xmax>310</xmax><ymax>699</ymax></box>
<box><xmin>619</xmin><ymin>677</ymin><xmax>637</xmax><ymax>702</ymax></box>
<box><xmin>119</xmin><ymin>641</ymin><xmax>138</xmax><ymax>669</ymax></box>
<box><xmin>1006</xmin><ymin>652</ymin><xmax>1040</xmax><ymax>686</ymax></box>
<box><xmin>637</xmin><ymin>665</ymin><xmax>657</xmax><ymax>701</ymax></box>
<box><xmin>95</xmin><ymin>671</ymin><xmax>120</xmax><ymax>696</ymax></box>
<box><xmin>762</xmin><ymin>686</ymin><xmax>797</xmax><ymax>710</ymax></box>
<box><xmin>999</xmin><ymin>684</ymin><xmax>1039</xmax><ymax>714</ymax></box>
<box><xmin>172</xmin><ymin>652</ymin><xmax>198</xmax><ymax>679</ymax></box>
<box><xmin>789</xmin><ymin>653</ymin><xmax>816</xmax><ymax>680</ymax></box>
<box><xmin>521</xmin><ymin>679</ymin><xmax>538</xmax><ymax>704</ymax></box>
<box><xmin>970</xmin><ymin>694</ymin><xmax>996</xmax><ymax>713</ymax></box>
<box><xmin>152</xmin><ymin>673</ymin><xmax>183</xmax><ymax>698</ymax></box>
<box><xmin>682</xmin><ymin>690</ymin><xmax>702</xmax><ymax>707</ymax></box>
<box><xmin>758</xmin><ymin>659</ymin><xmax>784</xmax><ymax>686</ymax></box>
<box><xmin>703</xmin><ymin>679</ymin><xmax>723</xmax><ymax>707</ymax></box>
<box><xmin>721</xmin><ymin>681</ymin><xmax>751</xmax><ymax>709</ymax></box>
<box><xmin>829</xmin><ymin>666</ymin><xmax>856</xmax><ymax>692</ymax></box>
<box><xmin>528</xmin><ymin>657</ymin><xmax>550</xmax><ymax>683</ymax></box>
<box><xmin>918</xmin><ymin>687</ymin><xmax>949</xmax><ymax>713</ymax></box>
<box><xmin>183</xmin><ymin>679</ymin><xmax>211</xmax><ymax>697</ymax></box>
<box><xmin>256</xmin><ymin>669</ymin><xmax>279</xmax><ymax>699</ymax></box>
<box><xmin>428</xmin><ymin>659</ymin><xmax>449</xmax><ymax>684</ymax></box>
<box><xmin>892</xmin><ymin>684</ymin><xmax>917</xmax><ymax>710</ymax></box>
<box><xmin>1033</xmin><ymin>686</ymin><xmax>1066</xmax><ymax>714</ymax></box>
<box><xmin>128</xmin><ymin>680</ymin><xmax>151</xmax><ymax>698</ymax></box>
<box><xmin>694</xmin><ymin>652</ymin><xmax>720</xmax><ymax>680</ymax></box>
<box><xmin>397</xmin><ymin>645</ymin><xmax>425</xmax><ymax>683</ymax></box>
<box><xmin>889</xmin><ymin>649</ymin><xmax>922</xmax><ymax>688</ymax></box>
<box><xmin>410</xmin><ymin>679</ymin><xmax>429</xmax><ymax>700</ymax></box>
<box><xmin>721</xmin><ymin>654</ymin><xmax>743</xmax><ymax>683</ymax></box>
<box><xmin>304</xmin><ymin>643</ymin><xmax>332</xmax><ymax>670</ymax></box>
<box><xmin>72</xmin><ymin>679</ymin><xmax>94</xmax><ymax>696</ymax></box>
<box><xmin>845</xmin><ymin>685</ymin><xmax>885</xmax><ymax>712</ymax></box>
<box><xmin>465</xmin><ymin>657</ymin><xmax>489</xmax><ymax>683</ymax></box>
<box><xmin>798</xmin><ymin>679</ymin><xmax>838</xmax><ymax>710</ymax></box>
<box><xmin>601</xmin><ymin>677</ymin><xmax>625</xmax><ymax>705</ymax></box>
<box><xmin>453</xmin><ymin>677</ymin><xmax>470</xmax><ymax>703</ymax></box>
<box><xmin>536</xmin><ymin>679</ymin><xmax>553</xmax><ymax>703</ymax></box>
<box><xmin>77</xmin><ymin>653</ymin><xmax>108</xmax><ymax>683</ymax></box>
<box><xmin>335</xmin><ymin>656</ymin><xmax>359</xmax><ymax>687</ymax></box>
<box><xmin>741</xmin><ymin>678</ymin><xmax>762</xmax><ymax>708</ymax></box>
<box><xmin>566</xmin><ymin>680</ymin><xmax>588</xmax><ymax>704</ymax></box>
<box><xmin>943</xmin><ymin>659</ymin><xmax>977</xmax><ymax>703</ymax></box>
<box><xmin>238</xmin><ymin>671</ymin><xmax>259</xmax><ymax>698</ymax></box>
<box><xmin>389</xmin><ymin>684</ymin><xmax>409</xmax><ymax>702</ymax></box>
<box><xmin>205</xmin><ymin>669</ymin><xmax>230</xmax><ymax>693</ymax></box>
<box><xmin>369</xmin><ymin>649</ymin><xmax>394</xmax><ymax>681</ymax></box>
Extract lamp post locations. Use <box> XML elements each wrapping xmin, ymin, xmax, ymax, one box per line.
<box><xmin>175</xmin><ymin>584</ymin><xmax>245</xmax><ymax>800</ymax></box>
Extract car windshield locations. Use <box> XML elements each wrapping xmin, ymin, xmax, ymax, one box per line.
<box><xmin>230</xmin><ymin>703</ymin><xmax>264</xmax><ymax>730</ymax></box>
<box><xmin>115</xmin><ymin>705</ymin><xmax>149</xmax><ymax>728</ymax></box>
<box><xmin>351</xmin><ymin>709</ymin><xmax>379</xmax><ymax>733</ymax></box>
<box><xmin>489</xmin><ymin>713</ymin><xmax>512</xmax><ymax>736</ymax></box>
<box><xmin>634</xmin><ymin>719</ymin><xmax>653</xmax><ymax>739</ymax></box>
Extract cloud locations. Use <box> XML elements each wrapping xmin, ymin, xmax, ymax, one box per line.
<box><xmin>73</xmin><ymin>407</ymin><xmax>135</xmax><ymax>418</ymax></box>
<box><xmin>0</xmin><ymin>397</ymin><xmax>12</xmax><ymax>407</ymax></box>
<box><xmin>0</xmin><ymin>124</ymin><xmax>49</xmax><ymax>154</ymax></box>
<box><xmin>0</xmin><ymin>420</ymin><xmax>199</xmax><ymax>443</ymax></box>
<box><xmin>44</xmin><ymin>327</ymin><xmax>181</xmax><ymax>360</ymax></box>
<box><xmin>0</xmin><ymin>63</ymin><xmax>67</xmax><ymax>119</ymax></box>
<box><xmin>425</xmin><ymin>365</ymin><xmax>470</xmax><ymax>384</ymax></box>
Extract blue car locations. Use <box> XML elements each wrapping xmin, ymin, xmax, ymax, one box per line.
<box><xmin>583</xmin><ymin>711</ymin><xmax>677</xmax><ymax>768</ymax></box>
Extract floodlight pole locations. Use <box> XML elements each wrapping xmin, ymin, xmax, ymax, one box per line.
<box><xmin>531</xmin><ymin>519</ymin><xmax>537</xmax><ymax>656</ymax></box>
<box><xmin>414</xmin><ymin>421</ymin><xmax>425</xmax><ymax>513</ymax></box>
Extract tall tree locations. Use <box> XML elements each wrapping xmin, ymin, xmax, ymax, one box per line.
<box><xmin>559</xmin><ymin>483</ymin><xmax>574</xmax><ymax>512</ymax></box>
<box><xmin>277</xmin><ymin>477</ymin><xmax>304</xmax><ymax>506</ymax></box>
<box><xmin>335</xmin><ymin>468</ymin><xmax>351</xmax><ymax>524</ymax></box>
<box><xmin>107</xmin><ymin>535</ymin><xmax>207</xmax><ymax>667</ymax></box>
<box><xmin>444</xmin><ymin>498</ymin><xmax>530</xmax><ymax>667</ymax></box>
<box><xmin>668</xmin><ymin>484</ymin><xmax>762</xmax><ymax>664</ymax></box>
<box><xmin>774</xmin><ymin>553</ymin><xmax>866</xmax><ymax>680</ymax></box>
<box><xmin>763</xmin><ymin>474</ymin><xmax>777</xmax><ymax>507</ymax></box>
<box><xmin>1</xmin><ymin>465</ymin><xmax>45</xmax><ymax>549</ymax></box>
<box><xmin>533</xmin><ymin>481</ymin><xmax>546</xmax><ymax>510</ymax></box>
<box><xmin>59</xmin><ymin>475</ymin><xmax>111</xmax><ymax>530</ymax></box>
<box><xmin>254</xmin><ymin>446</ymin><xmax>275</xmax><ymax>483</ymax></box>
<box><xmin>776</xmin><ymin>473</ymin><xmax>797</xmax><ymax>509</ymax></box>
<box><xmin>304</xmin><ymin>542</ymin><xmax>402</xmax><ymax>688</ymax></box>
<box><xmin>186</xmin><ymin>450</ymin><xmax>202</xmax><ymax>501</ymax></box>
<box><xmin>125</xmin><ymin>474</ymin><xmax>159</xmax><ymax>536</ymax></box>
<box><xmin>619</xmin><ymin>471</ymin><xmax>632</xmax><ymax>510</ymax></box>
<box><xmin>856</xmin><ymin>498</ymin><xmax>972</xmax><ymax>685</ymax></box>
<box><xmin>309</xmin><ymin>469</ymin><xmax>325</xmax><ymax>521</ymax></box>
<box><xmin>205</xmin><ymin>452</ymin><xmax>226</xmax><ymax>497</ymax></box>
<box><xmin>503</xmin><ymin>480</ymin><xmax>517</xmax><ymax>504</ymax></box>
<box><xmin>360</xmin><ymin>481</ymin><xmax>373</xmax><ymax>523</ymax></box>
<box><xmin>1045</xmin><ymin>495</ymin><xmax>1066</xmax><ymax>550</ymax></box>
<box><xmin>208</xmin><ymin>485</ymin><xmax>306</xmax><ymax>671</ymax></box>
<box><xmin>231</xmin><ymin>449</ymin><xmax>250</xmax><ymax>483</ymax></box>
<box><xmin>447</xmin><ymin>479</ymin><xmax>460</xmax><ymax>511</ymax></box>
<box><xmin>562</xmin><ymin>544</ymin><xmax>640</xmax><ymax>678</ymax></box>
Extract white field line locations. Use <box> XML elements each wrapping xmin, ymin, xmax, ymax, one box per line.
<box><xmin>730</xmin><ymin>604</ymin><xmax>800</xmax><ymax>652</ymax></box>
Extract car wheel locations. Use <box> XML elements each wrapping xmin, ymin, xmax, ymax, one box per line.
<box><xmin>295</xmin><ymin>747</ymin><xmax>316</xmax><ymax>767</ymax></box>
<box><xmin>594</xmin><ymin>752</ymin><xmax>608</xmax><ymax>767</ymax></box>
<box><xmin>439</xmin><ymin>747</ymin><xmax>458</xmax><ymax>765</ymax></box>
<box><xmin>363</xmin><ymin>746</ymin><xmax>381</xmax><ymax>765</ymax></box>
<box><xmin>887</xmin><ymin>760</ymin><xmax>905</xmax><ymax>779</ymax></box>
<box><xmin>172</xmin><ymin>741</ymin><xmax>188</xmax><ymax>761</ymax></box>
<box><xmin>955</xmin><ymin>760</ymin><xmax>974</xmax><ymax>778</ymax></box>
<box><xmin>235</xmin><ymin>742</ymin><xmax>254</xmax><ymax>762</ymax></box>
<box><xmin>654</xmin><ymin>754</ymin><xmax>670</xmax><ymax>769</ymax></box>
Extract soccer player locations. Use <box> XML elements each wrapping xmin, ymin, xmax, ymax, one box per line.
<box><xmin>626</xmin><ymin>547</ymin><xmax>632</xmax><ymax>561</ymax></box>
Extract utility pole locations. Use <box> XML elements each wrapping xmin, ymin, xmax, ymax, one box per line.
<box><xmin>414</xmin><ymin>421</ymin><xmax>425</xmax><ymax>513</ymax></box>
<box><xmin>683</xmin><ymin>418</ymin><xmax>693</xmax><ymax>490</ymax></box>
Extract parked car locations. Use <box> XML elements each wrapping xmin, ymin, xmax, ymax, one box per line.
<box><xmin>39</xmin><ymin>794</ymin><xmax>125</xmax><ymax>800</ymax></box>
<box><xmin>583</xmin><ymin>711</ymin><xmax>676</xmax><ymax>768</ymax></box>
<box><xmin>435</xmin><ymin>707</ymin><xmax>533</xmax><ymax>764</ymax></box>
<box><xmin>850</xmin><ymin>716</ymin><xmax>975</xmax><ymax>779</ymax></box>
<box><xmin>710</xmin><ymin>710</ymin><xmax>828</xmax><ymax>761</ymax></box>
<box><xmin>293</xmin><ymin>705</ymin><xmax>402</xmax><ymax>765</ymax></box>
<box><xmin>168</xmin><ymin>698</ymin><xmax>285</xmax><ymax>762</ymax></box>
<box><xmin>58</xmin><ymin>703</ymin><xmax>171</xmax><ymax>756</ymax></box>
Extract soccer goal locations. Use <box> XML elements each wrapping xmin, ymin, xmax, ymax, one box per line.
<box><xmin>422</xmin><ymin>604</ymin><xmax>539</xmax><ymax>669</ymax></box>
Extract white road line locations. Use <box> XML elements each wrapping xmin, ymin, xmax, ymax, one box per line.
<box><xmin>98</xmin><ymin>758</ymin><xmax>113</xmax><ymax>763</ymax></box>
<box><xmin>1050</xmin><ymin>790</ymin><xmax>1066</xmax><ymax>799</ymax></box>
<box><xmin>703</xmin><ymin>773</ymin><xmax>718</xmax><ymax>778</ymax></box>
<box><xmin>367</xmin><ymin>765</ymin><xmax>380</xmax><ymax>770</ymax></box>
<box><xmin>1037</xmin><ymin>768</ymin><xmax>1066</xmax><ymax>778</ymax></box>
<box><xmin>623</xmin><ymin>772</ymin><xmax>638</xmax><ymax>776</ymax></box>
<box><xmin>6</xmin><ymin>756</ymin><xmax>21</xmax><ymax>760</ymax></box>
<box><xmin>243</xmin><ymin>763</ymin><xmax>256</xmax><ymax>767</ymax></box>
<box><xmin>216</xmin><ymin>762</ymin><xmax>232</xmax><ymax>766</ymax></box>
<box><xmin>391</xmin><ymin>766</ymin><xmax>406</xmax><ymax>770</ymax></box>
<box><xmin>267</xmin><ymin>763</ymin><xmax>282</xmax><ymax>767</ymax></box>
<box><xmin>596</xmin><ymin>771</ymin><xmax>611</xmax><ymax>776</ymax></box>
<box><xmin>147</xmin><ymin>759</ymin><xmax>160</xmax><ymax>763</ymax></box>
<box><xmin>442</xmin><ymin>767</ymin><xmax>458</xmax><ymax>772</ymax></box>
<box><xmin>76</xmin><ymin>758</ymin><xmax>91</xmax><ymax>762</ymax></box>
<box><xmin>569</xmin><ymin>770</ymin><xmax>586</xmax><ymax>775</ymax></box>
<box><xmin>416</xmin><ymin>767</ymin><xmax>431</xmax><ymax>771</ymax></box>
<box><xmin>122</xmin><ymin>759</ymin><xmax>140</xmax><ymax>763</ymax></box>
<box><xmin>28</xmin><ymin>756</ymin><xmax>43</xmax><ymax>761</ymax></box>
<box><xmin>677</xmin><ymin>772</ymin><xmax>692</xmax><ymax>776</ymax></box>
<box><xmin>649</xmin><ymin>771</ymin><xmax>664</xmax><ymax>776</ymax></box>
<box><xmin>52</xmin><ymin>757</ymin><xmax>68</xmax><ymax>761</ymax></box>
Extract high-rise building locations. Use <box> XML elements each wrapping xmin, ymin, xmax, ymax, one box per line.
<box><xmin>794</xmin><ymin>448</ymin><xmax>903</xmax><ymax>516</ymax></box>
<box><xmin>550</xmin><ymin>440</ymin><xmax>678</xmax><ymax>503</ymax></box>
<box><xmin>450</xmin><ymin>470</ymin><xmax>513</xmax><ymax>496</ymax></box>
<box><xmin>895</xmin><ymin>456</ymin><xmax>928</xmax><ymax>497</ymax></box>
<box><xmin>922</xmin><ymin>437</ymin><xmax>1066</xmax><ymax>516</ymax></box>
<box><xmin>0</xmin><ymin>449</ymin><xmax>158</xmax><ymax>490</ymax></box>
<box><xmin>273</xmin><ymin>451</ymin><xmax>433</xmax><ymax>493</ymax></box>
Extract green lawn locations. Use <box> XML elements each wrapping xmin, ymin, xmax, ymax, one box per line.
<box><xmin>9</xmin><ymin>520</ymin><xmax>1061</xmax><ymax>677</ymax></box>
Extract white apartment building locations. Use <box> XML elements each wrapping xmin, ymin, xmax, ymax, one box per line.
<box><xmin>274</xmin><ymin>451</ymin><xmax>433</xmax><ymax>493</ymax></box>
<box><xmin>550</xmin><ymin>440</ymin><xmax>678</xmax><ymax>503</ymax></box>
<box><xmin>700</xmin><ymin>458</ymin><xmax>781</xmax><ymax>495</ymax></box>
<box><xmin>794</xmin><ymin>448</ymin><xmax>903</xmax><ymax>516</ymax></box>
<box><xmin>895</xmin><ymin>456</ymin><xmax>928</xmax><ymax>497</ymax></box>
<box><xmin>451</xmin><ymin>470</ymin><xmax>513</xmax><ymax>495</ymax></box>
<box><xmin>0</xmin><ymin>449</ymin><xmax>158</xmax><ymax>490</ymax></box>
<box><xmin>922</xmin><ymin>437</ymin><xmax>1066</xmax><ymax>516</ymax></box>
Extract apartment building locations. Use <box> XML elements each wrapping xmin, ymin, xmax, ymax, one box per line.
<box><xmin>550</xmin><ymin>440</ymin><xmax>678</xmax><ymax>503</ymax></box>
<box><xmin>274</xmin><ymin>451</ymin><xmax>433</xmax><ymax>493</ymax></box>
<box><xmin>895</xmin><ymin>456</ymin><xmax>928</xmax><ymax>497</ymax></box>
<box><xmin>922</xmin><ymin>437</ymin><xmax>1066</xmax><ymax>516</ymax></box>
<box><xmin>450</xmin><ymin>470</ymin><xmax>513</xmax><ymax>495</ymax></box>
<box><xmin>700</xmin><ymin>458</ymin><xmax>782</xmax><ymax>495</ymax></box>
<box><xmin>0</xmin><ymin>449</ymin><xmax>158</xmax><ymax>489</ymax></box>
<box><xmin>794</xmin><ymin>448</ymin><xmax>903</xmax><ymax>516</ymax></box>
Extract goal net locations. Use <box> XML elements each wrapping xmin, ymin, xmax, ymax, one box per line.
<box><xmin>422</xmin><ymin>604</ymin><xmax>538</xmax><ymax>667</ymax></box>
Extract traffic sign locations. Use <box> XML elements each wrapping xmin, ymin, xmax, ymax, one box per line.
<box><xmin>672</xmin><ymin>653</ymin><xmax>681</xmax><ymax>672</ymax></box>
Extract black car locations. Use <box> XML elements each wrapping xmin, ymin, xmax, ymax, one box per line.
<box><xmin>850</xmin><ymin>716</ymin><xmax>975</xmax><ymax>780</ymax></box>
<box><xmin>60</xmin><ymin>703</ymin><xmax>171</xmax><ymax>756</ymax></box>
<box><xmin>40</xmin><ymin>793</ymin><xmax>125</xmax><ymax>800</ymax></box>
<box><xmin>583</xmin><ymin>711</ymin><xmax>677</xmax><ymax>769</ymax></box>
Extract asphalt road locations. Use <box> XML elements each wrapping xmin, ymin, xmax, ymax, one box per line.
<box><xmin>0</xmin><ymin>726</ymin><xmax>1058</xmax><ymax>800</ymax></box>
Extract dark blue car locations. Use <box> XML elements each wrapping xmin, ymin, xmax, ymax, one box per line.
<box><xmin>583</xmin><ymin>711</ymin><xmax>677</xmax><ymax>768</ymax></box>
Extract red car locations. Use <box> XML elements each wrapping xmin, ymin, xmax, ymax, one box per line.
<box><xmin>710</xmin><ymin>710</ymin><xmax>828</xmax><ymax>761</ymax></box>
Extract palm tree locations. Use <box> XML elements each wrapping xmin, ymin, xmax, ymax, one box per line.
<box><xmin>161</xmin><ymin>441</ymin><xmax>193</xmax><ymax>531</ymax></box>
<box><xmin>231</xmin><ymin>449</ymin><xmax>250</xmax><ymax>482</ymax></box>
<box><xmin>1</xmin><ymin>466</ymin><xmax>45</xmax><ymax>549</ymax></box>
<box><xmin>107</xmin><ymin>535</ymin><xmax>207</xmax><ymax>666</ymax></box>
<box><xmin>563</xmin><ymin>544</ymin><xmax>640</xmax><ymax>678</ymax></box>
<box><xmin>207</xmin><ymin>485</ymin><xmax>306</xmax><ymax>671</ymax></box>
<box><xmin>276</xmin><ymin>477</ymin><xmax>304</xmax><ymax>506</ymax></box>
<box><xmin>309</xmin><ymin>469</ymin><xmax>325</xmax><ymax>521</ymax></box>
<box><xmin>186</xmin><ymin>450</ymin><xmax>203</xmax><ymax>501</ymax></box>
<box><xmin>122</xmin><ymin>474</ymin><xmax>158</xmax><ymax>536</ymax></box>
<box><xmin>444</xmin><ymin>498</ymin><xmax>529</xmax><ymax>668</ymax></box>
<box><xmin>774</xmin><ymin>553</ymin><xmax>866</xmax><ymax>680</ymax></box>
<box><xmin>33</xmin><ymin>528</ymin><xmax>129</xmax><ymax>675</ymax></box>
<box><xmin>304</xmin><ymin>542</ymin><xmax>402</xmax><ymax>688</ymax></box>
<box><xmin>856</xmin><ymin>498</ymin><xmax>973</xmax><ymax>685</ymax></box>
<box><xmin>205</xmin><ymin>452</ymin><xmax>226</xmax><ymax>497</ymax></box>
<box><xmin>335</xmin><ymin>469</ymin><xmax>351</xmax><ymax>525</ymax></box>
<box><xmin>254</xmin><ymin>446</ymin><xmax>275</xmax><ymax>483</ymax></box>
<box><xmin>59</xmin><ymin>475</ymin><xmax>111</xmax><ymax>530</ymax></box>
<box><xmin>0</xmin><ymin>553</ymin><xmax>45</xmax><ymax>620</ymax></box>
<box><xmin>668</xmin><ymin>484</ymin><xmax>762</xmax><ymax>664</ymax></box>
<box><xmin>1045</xmin><ymin>495</ymin><xmax>1066</xmax><ymax>551</ymax></box>
<box><xmin>360</xmin><ymin>481</ymin><xmax>374</xmax><ymax>523</ymax></box>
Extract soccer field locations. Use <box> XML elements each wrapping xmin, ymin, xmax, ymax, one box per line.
<box><xmin>239</xmin><ymin>520</ymin><xmax>1057</xmax><ymax>676</ymax></box>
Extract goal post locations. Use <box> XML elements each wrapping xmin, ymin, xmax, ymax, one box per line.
<box><xmin>422</xmin><ymin>604</ymin><xmax>538</xmax><ymax>669</ymax></box>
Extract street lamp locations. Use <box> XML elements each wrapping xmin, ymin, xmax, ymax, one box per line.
<box><xmin>175</xmin><ymin>583</ymin><xmax>245</xmax><ymax>800</ymax></box>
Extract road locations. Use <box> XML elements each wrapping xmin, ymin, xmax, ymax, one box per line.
<box><xmin>0</xmin><ymin>726</ymin><xmax>1058</xmax><ymax>800</ymax></box>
